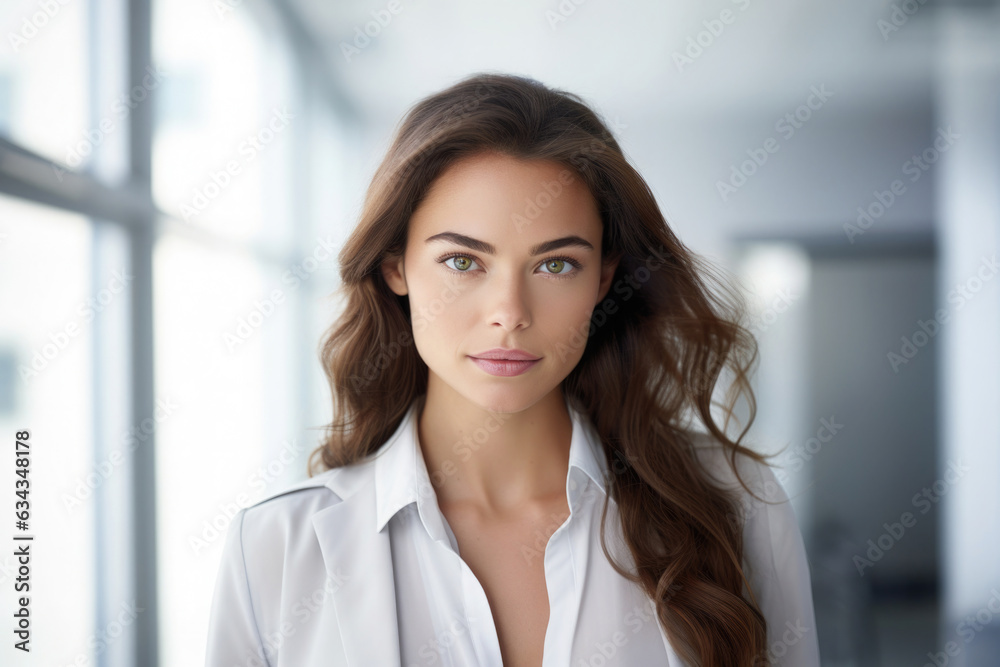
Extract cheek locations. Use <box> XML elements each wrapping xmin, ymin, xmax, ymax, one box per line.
<box><xmin>538</xmin><ymin>292</ymin><xmax>596</xmax><ymax>363</ymax></box>
<box><xmin>408</xmin><ymin>276</ymin><xmax>473</xmax><ymax>343</ymax></box>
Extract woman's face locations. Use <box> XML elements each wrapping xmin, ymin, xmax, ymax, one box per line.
<box><xmin>382</xmin><ymin>151</ymin><xmax>619</xmax><ymax>414</ymax></box>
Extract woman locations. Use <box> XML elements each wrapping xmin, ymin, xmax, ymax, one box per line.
<box><xmin>205</xmin><ymin>72</ymin><xmax>820</xmax><ymax>667</ymax></box>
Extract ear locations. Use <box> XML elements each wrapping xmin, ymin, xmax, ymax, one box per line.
<box><xmin>597</xmin><ymin>254</ymin><xmax>620</xmax><ymax>303</ymax></box>
<box><xmin>381</xmin><ymin>253</ymin><xmax>408</xmax><ymax>296</ymax></box>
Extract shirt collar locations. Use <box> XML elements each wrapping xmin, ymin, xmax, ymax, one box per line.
<box><xmin>373</xmin><ymin>393</ymin><xmax>610</xmax><ymax>534</ymax></box>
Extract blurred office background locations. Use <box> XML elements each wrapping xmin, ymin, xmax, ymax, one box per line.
<box><xmin>1</xmin><ymin>0</ymin><xmax>998</xmax><ymax>665</ymax></box>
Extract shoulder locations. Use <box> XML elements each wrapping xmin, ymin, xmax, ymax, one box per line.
<box><xmin>684</xmin><ymin>430</ymin><xmax>786</xmax><ymax>505</ymax></box>
<box><xmin>209</xmin><ymin>463</ymin><xmax>375</xmax><ymax>662</ymax></box>
<box><xmin>685</xmin><ymin>431</ymin><xmax>820</xmax><ymax>663</ymax></box>
<box><xmin>216</xmin><ymin>459</ymin><xmax>377</xmax><ymax>583</ymax></box>
<box><xmin>216</xmin><ymin>462</ymin><xmax>377</xmax><ymax>626</ymax></box>
<box><xmin>237</xmin><ymin>460</ymin><xmax>375</xmax><ymax>542</ymax></box>
<box><xmin>682</xmin><ymin>430</ymin><xmax>798</xmax><ymax>576</ymax></box>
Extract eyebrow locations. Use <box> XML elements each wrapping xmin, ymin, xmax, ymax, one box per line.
<box><xmin>424</xmin><ymin>232</ymin><xmax>595</xmax><ymax>256</ymax></box>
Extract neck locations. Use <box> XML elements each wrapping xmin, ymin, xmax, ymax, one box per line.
<box><xmin>416</xmin><ymin>379</ymin><xmax>572</xmax><ymax>515</ymax></box>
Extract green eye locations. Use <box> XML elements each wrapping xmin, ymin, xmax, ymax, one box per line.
<box><xmin>438</xmin><ymin>253</ymin><xmax>580</xmax><ymax>278</ymax></box>
<box><xmin>450</xmin><ymin>256</ymin><xmax>473</xmax><ymax>271</ymax></box>
<box><xmin>543</xmin><ymin>259</ymin><xmax>567</xmax><ymax>274</ymax></box>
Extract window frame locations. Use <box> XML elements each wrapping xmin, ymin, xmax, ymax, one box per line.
<box><xmin>0</xmin><ymin>1</ymin><xmax>360</xmax><ymax>664</ymax></box>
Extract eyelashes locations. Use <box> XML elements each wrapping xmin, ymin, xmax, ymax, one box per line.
<box><xmin>436</xmin><ymin>253</ymin><xmax>583</xmax><ymax>279</ymax></box>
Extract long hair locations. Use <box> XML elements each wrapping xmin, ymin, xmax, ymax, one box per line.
<box><xmin>308</xmin><ymin>71</ymin><xmax>780</xmax><ymax>666</ymax></box>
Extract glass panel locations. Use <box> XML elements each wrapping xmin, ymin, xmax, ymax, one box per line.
<box><xmin>152</xmin><ymin>0</ymin><xmax>298</xmax><ymax>254</ymax></box>
<box><xmin>0</xmin><ymin>194</ymin><xmax>133</xmax><ymax>666</ymax></box>
<box><xmin>154</xmin><ymin>230</ymin><xmax>299</xmax><ymax>667</ymax></box>
<box><xmin>0</xmin><ymin>1</ymin><xmax>89</xmax><ymax>168</ymax></box>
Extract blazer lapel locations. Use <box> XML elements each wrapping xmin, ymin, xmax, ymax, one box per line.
<box><xmin>311</xmin><ymin>474</ymin><xmax>401</xmax><ymax>667</ymax></box>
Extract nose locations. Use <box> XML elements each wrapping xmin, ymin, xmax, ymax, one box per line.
<box><xmin>484</xmin><ymin>269</ymin><xmax>532</xmax><ymax>331</ymax></box>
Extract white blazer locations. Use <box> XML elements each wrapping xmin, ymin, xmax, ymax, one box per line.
<box><xmin>205</xmin><ymin>399</ymin><xmax>821</xmax><ymax>667</ymax></box>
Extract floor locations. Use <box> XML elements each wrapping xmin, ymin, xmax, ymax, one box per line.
<box><xmin>870</xmin><ymin>599</ymin><xmax>940</xmax><ymax>667</ymax></box>
<box><xmin>818</xmin><ymin>599</ymin><xmax>1000</xmax><ymax>667</ymax></box>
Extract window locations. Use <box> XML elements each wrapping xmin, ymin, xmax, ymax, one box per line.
<box><xmin>0</xmin><ymin>0</ymin><xmax>360</xmax><ymax>664</ymax></box>
<box><xmin>0</xmin><ymin>196</ymin><xmax>126</xmax><ymax>667</ymax></box>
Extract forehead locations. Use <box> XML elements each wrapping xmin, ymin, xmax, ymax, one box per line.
<box><xmin>408</xmin><ymin>151</ymin><xmax>603</xmax><ymax>246</ymax></box>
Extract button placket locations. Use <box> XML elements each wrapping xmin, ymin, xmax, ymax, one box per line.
<box><xmin>548</xmin><ymin>472</ymin><xmax>595</xmax><ymax>666</ymax></box>
<box><xmin>460</xmin><ymin>555</ymin><xmax>505</xmax><ymax>667</ymax></box>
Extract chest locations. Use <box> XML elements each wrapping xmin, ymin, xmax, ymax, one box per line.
<box><xmin>439</xmin><ymin>498</ymin><xmax>572</xmax><ymax>667</ymax></box>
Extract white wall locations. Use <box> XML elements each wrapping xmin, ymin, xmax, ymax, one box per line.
<box><xmin>936</xmin><ymin>8</ymin><xmax>1000</xmax><ymax>663</ymax></box>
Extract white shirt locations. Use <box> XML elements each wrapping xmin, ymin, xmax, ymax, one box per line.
<box><xmin>205</xmin><ymin>394</ymin><xmax>821</xmax><ymax>666</ymax></box>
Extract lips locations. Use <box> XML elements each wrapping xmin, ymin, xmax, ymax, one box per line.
<box><xmin>469</xmin><ymin>348</ymin><xmax>540</xmax><ymax>361</ymax></box>
<box><xmin>467</xmin><ymin>348</ymin><xmax>541</xmax><ymax>377</ymax></box>
<box><xmin>468</xmin><ymin>357</ymin><xmax>541</xmax><ymax>377</ymax></box>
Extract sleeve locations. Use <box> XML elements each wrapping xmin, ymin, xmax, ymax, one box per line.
<box><xmin>205</xmin><ymin>508</ymin><xmax>268</xmax><ymax>667</ymax></box>
<box><xmin>741</xmin><ymin>460</ymin><xmax>822</xmax><ymax>667</ymax></box>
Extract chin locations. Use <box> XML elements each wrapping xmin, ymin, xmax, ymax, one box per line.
<box><xmin>463</xmin><ymin>383</ymin><xmax>551</xmax><ymax>416</ymax></box>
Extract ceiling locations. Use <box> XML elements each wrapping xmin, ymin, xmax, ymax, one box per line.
<box><xmin>284</xmin><ymin>0</ymin><xmax>940</xmax><ymax>127</ymax></box>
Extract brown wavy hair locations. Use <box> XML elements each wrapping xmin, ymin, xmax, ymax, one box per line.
<box><xmin>308</xmin><ymin>71</ymin><xmax>782</xmax><ymax>666</ymax></box>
